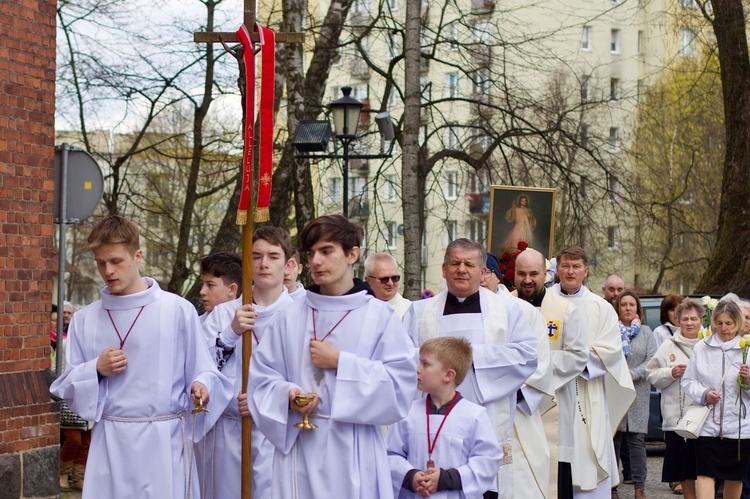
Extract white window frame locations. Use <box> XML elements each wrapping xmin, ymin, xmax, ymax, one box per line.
<box><xmin>444</xmin><ymin>72</ymin><xmax>459</xmax><ymax>98</ymax></box>
<box><xmin>581</xmin><ymin>26</ymin><xmax>592</xmax><ymax>51</ymax></box>
<box><xmin>609</xmin><ymin>78</ymin><xmax>620</xmax><ymax>101</ymax></box>
<box><xmin>607</xmin><ymin>225</ymin><xmax>620</xmax><ymax>249</ymax></box>
<box><xmin>443</xmin><ymin>220</ymin><xmax>458</xmax><ymax>245</ymax></box>
<box><xmin>445</xmin><ymin>171</ymin><xmax>459</xmax><ymax>199</ymax></box>
<box><xmin>581</xmin><ymin>75</ymin><xmax>592</xmax><ymax>103</ymax></box>
<box><xmin>444</xmin><ymin>126</ymin><xmax>460</xmax><ymax>150</ymax></box>
<box><xmin>608</xmin><ymin>127</ymin><xmax>620</xmax><ymax>153</ymax></box>
<box><xmin>469</xmin><ymin>219</ymin><xmax>487</xmax><ymax>244</ymax></box>
<box><xmin>386</xmin><ymin>221</ymin><xmax>398</xmax><ymax>249</ymax></box>
<box><xmin>679</xmin><ymin>28</ymin><xmax>697</xmax><ymax>57</ymax></box>
<box><xmin>330</xmin><ymin>177</ymin><xmax>342</xmax><ymax>203</ymax></box>
<box><xmin>388</xmin><ymin>32</ymin><xmax>401</xmax><ymax>58</ymax></box>
<box><xmin>610</xmin><ymin>29</ymin><xmax>621</xmax><ymax>54</ymax></box>
<box><xmin>384</xmin><ymin>174</ymin><xmax>398</xmax><ymax>202</ymax></box>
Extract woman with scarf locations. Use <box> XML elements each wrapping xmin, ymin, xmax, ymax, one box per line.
<box><xmin>682</xmin><ymin>299</ymin><xmax>750</xmax><ymax>499</ymax></box>
<box><xmin>612</xmin><ymin>291</ymin><xmax>657</xmax><ymax>499</ymax></box>
<box><xmin>646</xmin><ymin>298</ymin><xmax>705</xmax><ymax>498</ymax></box>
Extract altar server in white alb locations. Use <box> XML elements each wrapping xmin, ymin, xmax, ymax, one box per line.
<box><xmin>551</xmin><ymin>246</ymin><xmax>635</xmax><ymax>498</ymax></box>
<box><xmin>284</xmin><ymin>249</ymin><xmax>307</xmax><ymax>301</ymax></box>
<box><xmin>513</xmin><ymin>248</ymin><xmax>588</xmax><ymax>499</ymax></box>
<box><xmin>197</xmin><ymin>226</ymin><xmax>295</xmax><ymax>499</ymax></box>
<box><xmin>404</xmin><ymin>238</ymin><xmax>539</xmax><ymax>499</ymax></box>
<box><xmin>480</xmin><ymin>252</ymin><xmax>555</xmax><ymax>499</ymax></box>
<box><xmin>197</xmin><ymin>251</ymin><xmax>242</xmax><ymax>323</ymax></box>
<box><xmin>50</xmin><ymin>215</ymin><xmax>233</xmax><ymax>499</ymax></box>
<box><xmin>245</xmin><ymin>215</ymin><xmax>418</xmax><ymax>499</ymax></box>
<box><xmin>387</xmin><ymin>337</ymin><xmax>502</xmax><ymax>498</ymax></box>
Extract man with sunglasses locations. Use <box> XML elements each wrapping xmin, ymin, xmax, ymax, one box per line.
<box><xmin>364</xmin><ymin>253</ymin><xmax>412</xmax><ymax>318</ymax></box>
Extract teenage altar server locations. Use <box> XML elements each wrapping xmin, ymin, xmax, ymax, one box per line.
<box><xmin>50</xmin><ymin>215</ymin><xmax>233</xmax><ymax>499</ymax></box>
<box><xmin>551</xmin><ymin>246</ymin><xmax>635</xmax><ymax>498</ymax></box>
<box><xmin>404</xmin><ymin>238</ymin><xmax>538</xmax><ymax>499</ymax></box>
<box><xmin>197</xmin><ymin>226</ymin><xmax>295</xmax><ymax>499</ymax></box>
<box><xmin>242</xmin><ymin>215</ymin><xmax>418</xmax><ymax>499</ymax></box>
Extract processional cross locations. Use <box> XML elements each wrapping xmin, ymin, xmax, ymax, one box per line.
<box><xmin>195</xmin><ymin>3</ymin><xmax>304</xmax><ymax>498</ymax></box>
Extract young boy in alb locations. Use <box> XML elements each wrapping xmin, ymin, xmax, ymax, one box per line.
<box><xmin>242</xmin><ymin>214</ymin><xmax>418</xmax><ymax>499</ymax></box>
<box><xmin>49</xmin><ymin>215</ymin><xmax>233</xmax><ymax>499</ymax></box>
<box><xmin>387</xmin><ymin>337</ymin><xmax>502</xmax><ymax>499</ymax></box>
<box><xmin>284</xmin><ymin>248</ymin><xmax>306</xmax><ymax>301</ymax></box>
<box><xmin>197</xmin><ymin>251</ymin><xmax>242</xmax><ymax>323</ymax></box>
<box><xmin>198</xmin><ymin>226</ymin><xmax>296</xmax><ymax>498</ymax></box>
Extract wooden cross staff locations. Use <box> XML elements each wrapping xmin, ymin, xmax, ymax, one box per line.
<box><xmin>195</xmin><ymin>3</ymin><xmax>303</xmax><ymax>498</ymax></box>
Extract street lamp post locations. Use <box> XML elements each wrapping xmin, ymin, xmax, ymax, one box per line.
<box><xmin>329</xmin><ymin>86</ymin><xmax>363</xmax><ymax>217</ymax></box>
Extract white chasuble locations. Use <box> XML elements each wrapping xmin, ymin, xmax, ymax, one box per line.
<box><xmin>197</xmin><ymin>288</ymin><xmax>293</xmax><ymax>499</ymax></box>
<box><xmin>551</xmin><ymin>285</ymin><xmax>635</xmax><ymax>496</ymax></box>
<box><xmin>404</xmin><ymin>287</ymin><xmax>538</xmax><ymax>499</ymax></box>
<box><xmin>503</xmin><ymin>294</ymin><xmax>554</xmax><ymax>499</ymax></box>
<box><xmin>50</xmin><ymin>278</ymin><xmax>234</xmax><ymax>499</ymax></box>
<box><xmin>249</xmin><ymin>290</ymin><xmax>418</xmax><ymax>499</ymax></box>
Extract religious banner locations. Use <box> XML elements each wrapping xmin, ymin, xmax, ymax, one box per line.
<box><xmin>487</xmin><ymin>185</ymin><xmax>557</xmax><ymax>260</ymax></box>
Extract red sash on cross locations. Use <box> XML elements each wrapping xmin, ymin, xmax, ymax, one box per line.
<box><xmin>235</xmin><ymin>24</ymin><xmax>276</xmax><ymax>225</ymax></box>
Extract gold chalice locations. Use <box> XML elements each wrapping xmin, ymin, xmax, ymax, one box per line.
<box><xmin>293</xmin><ymin>393</ymin><xmax>318</xmax><ymax>429</ymax></box>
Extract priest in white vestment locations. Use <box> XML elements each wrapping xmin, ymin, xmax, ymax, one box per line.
<box><xmin>513</xmin><ymin>249</ymin><xmax>589</xmax><ymax>499</ymax></box>
<box><xmin>364</xmin><ymin>252</ymin><xmax>412</xmax><ymax>319</ymax></box>
<box><xmin>245</xmin><ymin>215</ymin><xmax>418</xmax><ymax>499</ymax></box>
<box><xmin>50</xmin><ymin>215</ymin><xmax>233</xmax><ymax>499</ymax></box>
<box><xmin>481</xmin><ymin>252</ymin><xmax>555</xmax><ymax>499</ymax></box>
<box><xmin>197</xmin><ymin>227</ymin><xmax>297</xmax><ymax>499</ymax></box>
<box><xmin>404</xmin><ymin>238</ymin><xmax>538</xmax><ymax>499</ymax></box>
<box><xmin>551</xmin><ymin>246</ymin><xmax>635</xmax><ymax>498</ymax></box>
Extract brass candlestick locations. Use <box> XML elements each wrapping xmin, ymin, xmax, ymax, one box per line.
<box><xmin>293</xmin><ymin>393</ymin><xmax>317</xmax><ymax>429</ymax></box>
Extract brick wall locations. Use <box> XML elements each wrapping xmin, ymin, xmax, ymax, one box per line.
<box><xmin>0</xmin><ymin>0</ymin><xmax>60</xmax><ymax>497</ymax></box>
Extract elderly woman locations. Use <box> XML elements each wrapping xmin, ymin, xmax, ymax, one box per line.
<box><xmin>613</xmin><ymin>291</ymin><xmax>657</xmax><ymax>499</ymax></box>
<box><xmin>653</xmin><ymin>294</ymin><xmax>685</xmax><ymax>347</ymax></box>
<box><xmin>647</xmin><ymin>298</ymin><xmax>705</xmax><ymax>499</ymax></box>
<box><xmin>682</xmin><ymin>299</ymin><xmax>750</xmax><ymax>499</ymax></box>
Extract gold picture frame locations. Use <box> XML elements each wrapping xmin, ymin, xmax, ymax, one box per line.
<box><xmin>487</xmin><ymin>185</ymin><xmax>557</xmax><ymax>259</ymax></box>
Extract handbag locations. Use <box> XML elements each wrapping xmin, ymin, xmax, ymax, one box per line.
<box><xmin>59</xmin><ymin>400</ymin><xmax>88</xmax><ymax>429</ymax></box>
<box><xmin>674</xmin><ymin>360</ymin><xmax>731</xmax><ymax>439</ymax></box>
<box><xmin>674</xmin><ymin>404</ymin><xmax>712</xmax><ymax>439</ymax></box>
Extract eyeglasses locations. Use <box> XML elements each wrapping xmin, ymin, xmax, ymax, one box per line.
<box><xmin>368</xmin><ymin>275</ymin><xmax>400</xmax><ymax>285</ymax></box>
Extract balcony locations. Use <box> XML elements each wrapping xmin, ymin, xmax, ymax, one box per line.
<box><xmin>471</xmin><ymin>0</ymin><xmax>495</xmax><ymax>14</ymax></box>
<box><xmin>348</xmin><ymin>196</ymin><xmax>370</xmax><ymax>219</ymax></box>
<box><xmin>351</xmin><ymin>60</ymin><xmax>370</xmax><ymax>79</ymax></box>
<box><xmin>470</xmin><ymin>45</ymin><xmax>492</xmax><ymax>66</ymax></box>
<box><xmin>468</xmin><ymin>193</ymin><xmax>491</xmax><ymax>215</ymax></box>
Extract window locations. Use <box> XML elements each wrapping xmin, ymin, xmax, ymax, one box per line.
<box><xmin>330</xmin><ymin>178</ymin><xmax>342</xmax><ymax>203</ymax></box>
<box><xmin>445</xmin><ymin>171</ymin><xmax>459</xmax><ymax>199</ymax></box>
<box><xmin>352</xmin><ymin>83</ymin><xmax>369</xmax><ymax>101</ymax></box>
<box><xmin>445</xmin><ymin>72</ymin><xmax>459</xmax><ymax>98</ymax></box>
<box><xmin>388</xmin><ymin>87</ymin><xmax>399</xmax><ymax>107</ymax></box>
<box><xmin>469</xmin><ymin>220</ymin><xmax>487</xmax><ymax>244</ymax></box>
<box><xmin>443</xmin><ymin>220</ymin><xmax>458</xmax><ymax>245</ymax></box>
<box><xmin>581</xmin><ymin>75</ymin><xmax>592</xmax><ymax>103</ymax></box>
<box><xmin>468</xmin><ymin>169</ymin><xmax>489</xmax><ymax>192</ymax></box>
<box><xmin>607</xmin><ymin>226</ymin><xmax>620</xmax><ymax>248</ymax></box>
<box><xmin>679</xmin><ymin>0</ymin><xmax>696</xmax><ymax>7</ymax></box>
<box><xmin>383</xmin><ymin>174</ymin><xmax>398</xmax><ymax>202</ymax></box>
<box><xmin>352</xmin><ymin>0</ymin><xmax>369</xmax><ymax>14</ymax></box>
<box><xmin>349</xmin><ymin>176</ymin><xmax>367</xmax><ymax>200</ymax></box>
<box><xmin>420</xmin><ymin>76</ymin><xmax>430</xmax><ymax>105</ymax></box>
<box><xmin>608</xmin><ymin>175</ymin><xmax>620</xmax><ymax>202</ymax></box>
<box><xmin>446</xmin><ymin>24</ymin><xmax>459</xmax><ymax>51</ymax></box>
<box><xmin>609</xmin><ymin>78</ymin><xmax>620</xmax><ymax>101</ymax></box>
<box><xmin>471</xmin><ymin>68</ymin><xmax>491</xmax><ymax>95</ymax></box>
<box><xmin>637</xmin><ymin>30</ymin><xmax>643</xmax><ymax>54</ymax></box>
<box><xmin>610</xmin><ymin>29</ymin><xmax>621</xmax><ymax>54</ymax></box>
<box><xmin>388</xmin><ymin>0</ymin><xmax>399</xmax><ymax>10</ymax></box>
<box><xmin>608</xmin><ymin>127</ymin><xmax>620</xmax><ymax>152</ymax></box>
<box><xmin>419</xmin><ymin>125</ymin><xmax>428</xmax><ymax>146</ymax></box>
<box><xmin>679</xmin><ymin>28</ymin><xmax>697</xmax><ymax>57</ymax></box>
<box><xmin>386</xmin><ymin>222</ymin><xmax>397</xmax><ymax>249</ymax></box>
<box><xmin>581</xmin><ymin>26</ymin><xmax>592</xmax><ymax>51</ymax></box>
<box><xmin>581</xmin><ymin>124</ymin><xmax>590</xmax><ymax>149</ymax></box>
<box><xmin>444</xmin><ymin>126</ymin><xmax>460</xmax><ymax>150</ymax></box>
<box><xmin>581</xmin><ymin>175</ymin><xmax>590</xmax><ymax>199</ymax></box>
<box><xmin>388</xmin><ymin>32</ymin><xmax>401</xmax><ymax>57</ymax></box>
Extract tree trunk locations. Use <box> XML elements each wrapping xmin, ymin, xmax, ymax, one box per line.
<box><xmin>167</xmin><ymin>1</ymin><xmax>216</xmax><ymax>294</ymax></box>
<box><xmin>696</xmin><ymin>0</ymin><xmax>750</xmax><ymax>295</ymax></box>
<box><xmin>401</xmin><ymin>0</ymin><xmax>424</xmax><ymax>300</ymax></box>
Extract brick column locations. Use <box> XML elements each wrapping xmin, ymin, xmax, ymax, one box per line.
<box><xmin>0</xmin><ymin>1</ymin><xmax>61</xmax><ymax>497</ymax></box>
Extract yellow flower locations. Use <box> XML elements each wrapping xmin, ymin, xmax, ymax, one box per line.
<box><xmin>741</xmin><ymin>338</ymin><xmax>746</xmax><ymax>349</ymax></box>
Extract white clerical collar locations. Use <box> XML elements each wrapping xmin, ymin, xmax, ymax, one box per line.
<box><xmin>559</xmin><ymin>284</ymin><xmax>586</xmax><ymax>297</ymax></box>
<box><xmin>102</xmin><ymin>277</ymin><xmax>161</xmax><ymax>310</ymax></box>
<box><xmin>306</xmin><ymin>289</ymin><xmax>370</xmax><ymax>311</ymax></box>
<box><xmin>387</xmin><ymin>293</ymin><xmax>404</xmax><ymax>305</ymax></box>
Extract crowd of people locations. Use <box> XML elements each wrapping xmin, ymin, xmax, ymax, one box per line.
<box><xmin>48</xmin><ymin>214</ymin><xmax>750</xmax><ymax>499</ymax></box>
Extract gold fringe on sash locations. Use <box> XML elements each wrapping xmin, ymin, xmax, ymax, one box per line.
<box><xmin>254</xmin><ymin>207</ymin><xmax>270</xmax><ymax>223</ymax></box>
